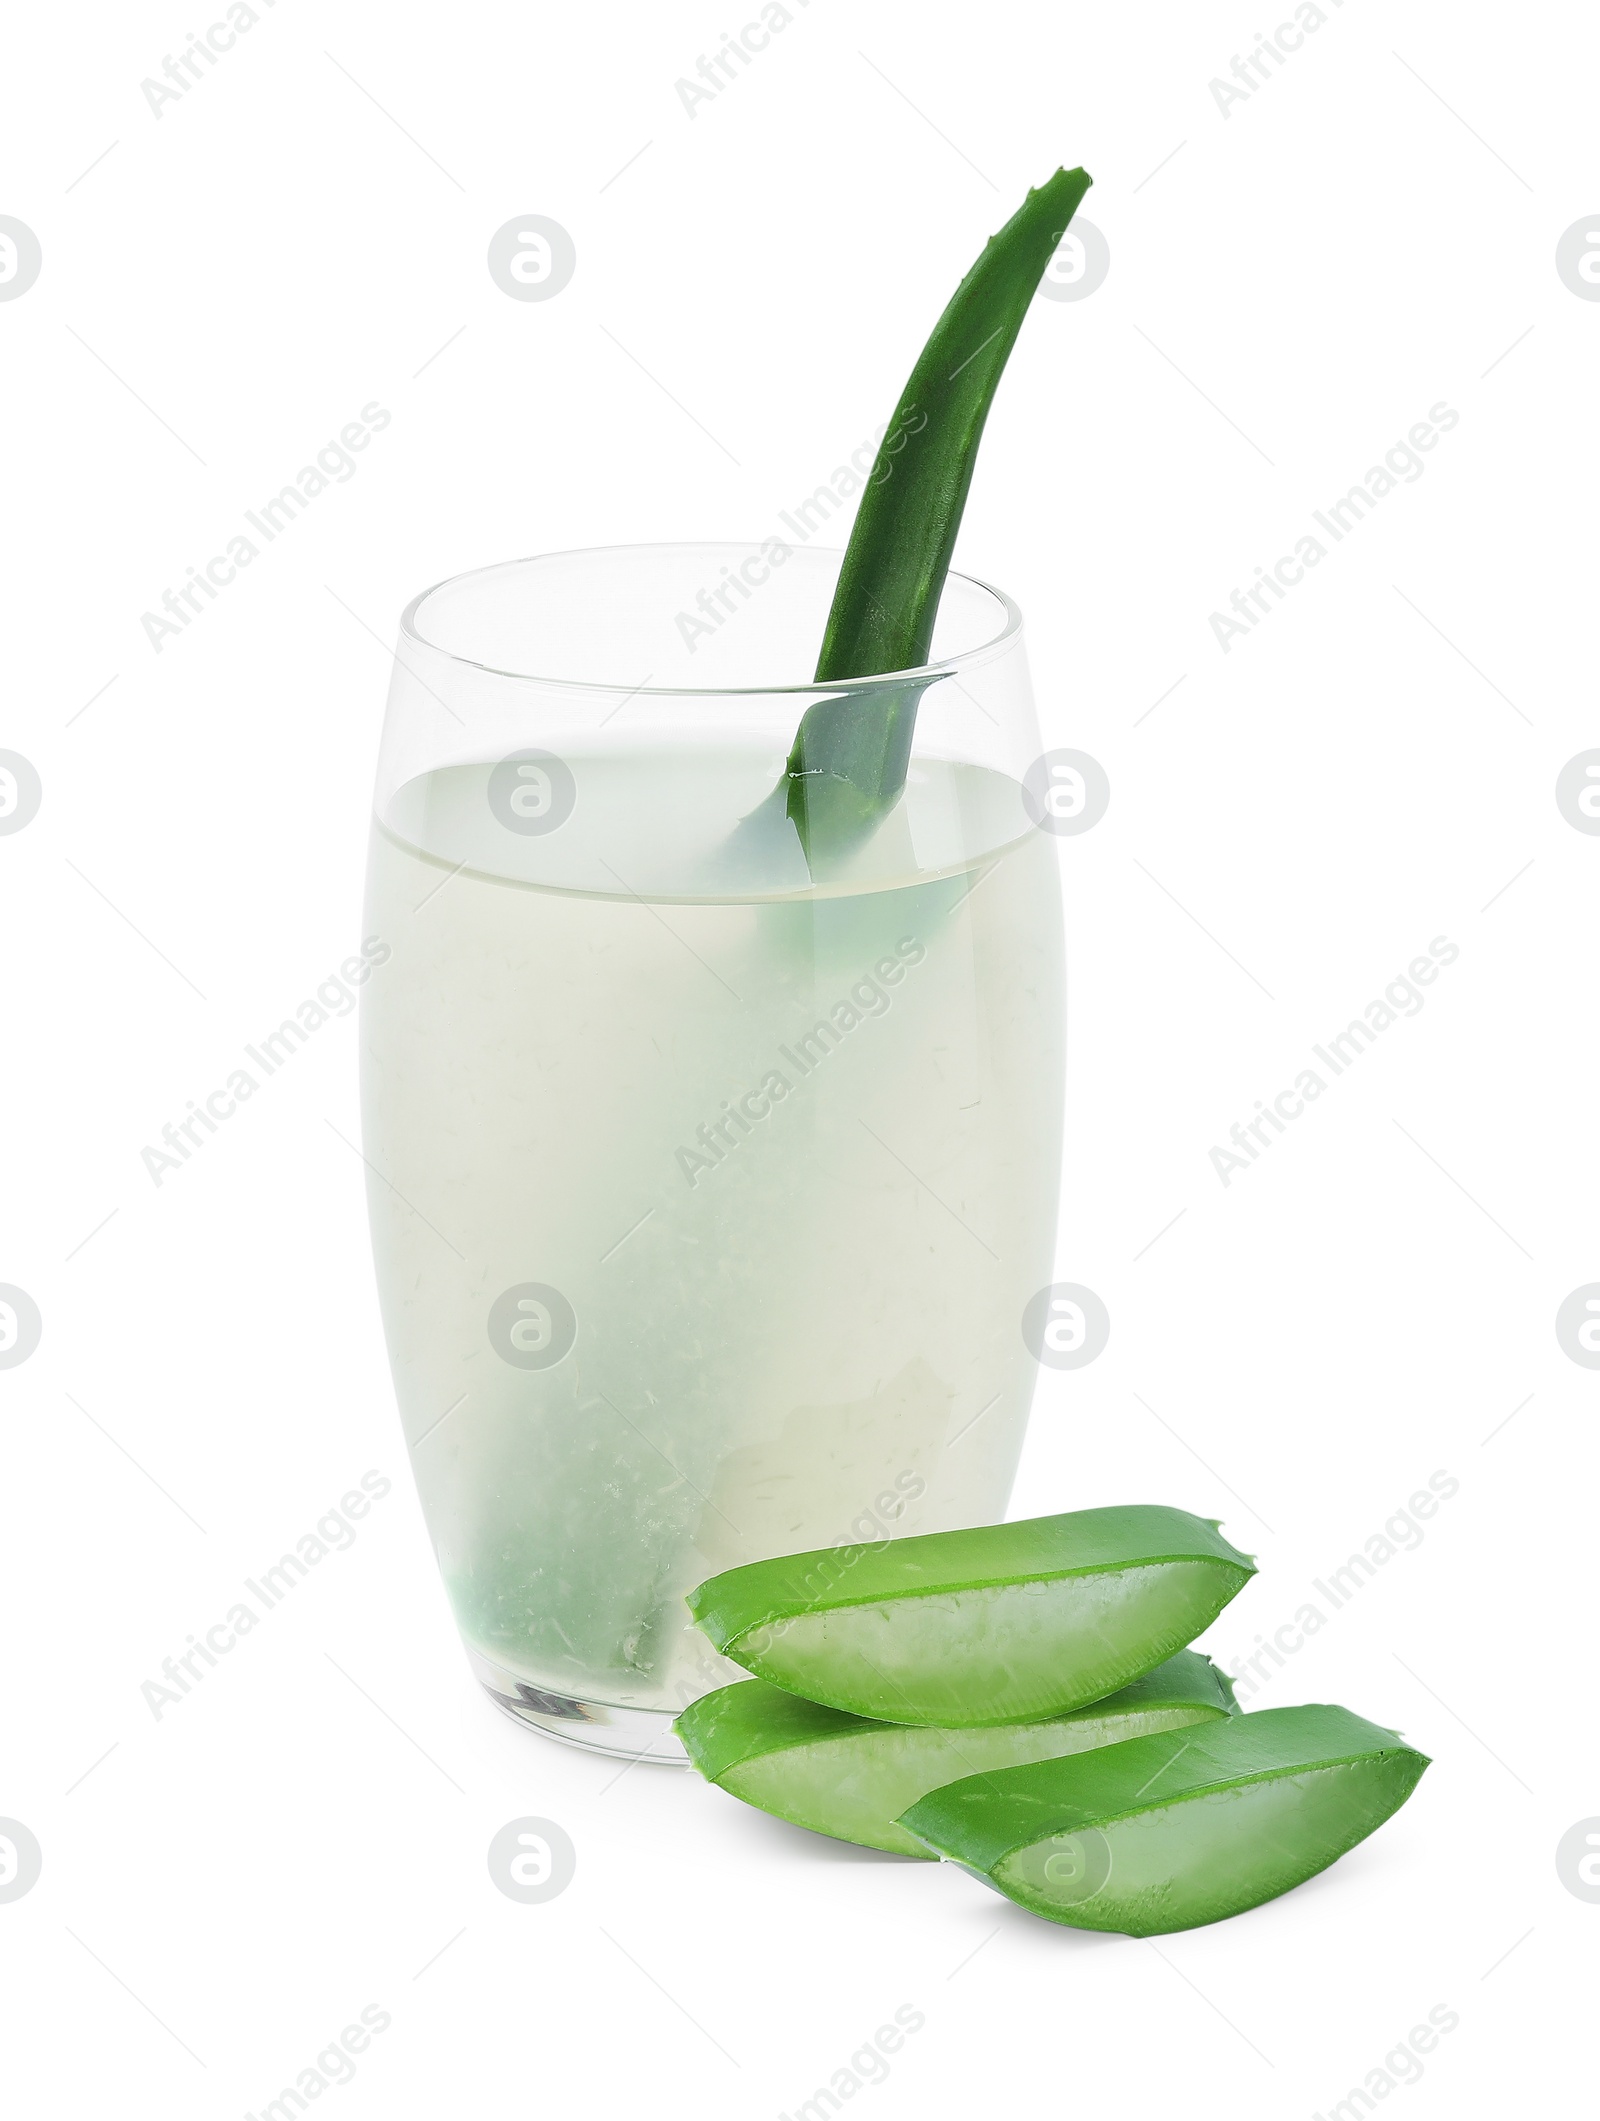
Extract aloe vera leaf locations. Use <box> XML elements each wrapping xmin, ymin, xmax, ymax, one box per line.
<box><xmin>899</xmin><ymin>1704</ymin><xmax>1430</xmax><ymax>1935</ymax></box>
<box><xmin>784</xmin><ymin>165</ymin><xmax>1092</xmax><ymax>860</ymax></box>
<box><xmin>684</xmin><ymin>1505</ymin><xmax>1255</xmax><ymax>1725</ymax></box>
<box><xmin>674</xmin><ymin>1652</ymin><xmax>1238</xmax><ymax>1858</ymax></box>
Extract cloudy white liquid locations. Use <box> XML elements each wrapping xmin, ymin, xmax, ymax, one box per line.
<box><xmin>360</xmin><ymin>742</ymin><xmax>1064</xmax><ymax>1717</ymax></box>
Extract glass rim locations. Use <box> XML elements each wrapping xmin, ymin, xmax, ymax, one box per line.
<box><xmin>398</xmin><ymin>541</ymin><xmax>1024</xmax><ymax>700</ymax></box>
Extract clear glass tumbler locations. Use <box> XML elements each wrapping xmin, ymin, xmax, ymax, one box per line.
<box><xmin>359</xmin><ymin>543</ymin><xmax>1065</xmax><ymax>1760</ymax></box>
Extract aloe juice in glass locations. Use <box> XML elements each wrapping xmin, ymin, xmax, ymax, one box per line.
<box><xmin>359</xmin><ymin>543</ymin><xmax>1065</xmax><ymax>1759</ymax></box>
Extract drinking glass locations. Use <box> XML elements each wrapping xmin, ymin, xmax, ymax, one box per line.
<box><xmin>359</xmin><ymin>543</ymin><xmax>1065</xmax><ymax>1760</ymax></box>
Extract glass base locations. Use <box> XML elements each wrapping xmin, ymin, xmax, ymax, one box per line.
<box><xmin>468</xmin><ymin>1647</ymin><xmax>689</xmax><ymax>1764</ymax></box>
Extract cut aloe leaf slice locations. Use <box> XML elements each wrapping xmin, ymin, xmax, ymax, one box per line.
<box><xmin>685</xmin><ymin>1505</ymin><xmax>1255</xmax><ymax>1725</ymax></box>
<box><xmin>675</xmin><ymin>1652</ymin><xmax>1238</xmax><ymax>1857</ymax></box>
<box><xmin>900</xmin><ymin>1703</ymin><xmax>1429</xmax><ymax>1934</ymax></box>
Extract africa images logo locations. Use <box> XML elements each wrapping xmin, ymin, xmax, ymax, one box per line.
<box><xmin>674</xmin><ymin>938</ymin><xmax>926</xmax><ymax>1186</ymax></box>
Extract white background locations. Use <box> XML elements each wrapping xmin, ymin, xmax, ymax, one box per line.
<box><xmin>2</xmin><ymin>0</ymin><xmax>1593</xmax><ymax>2113</ymax></box>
